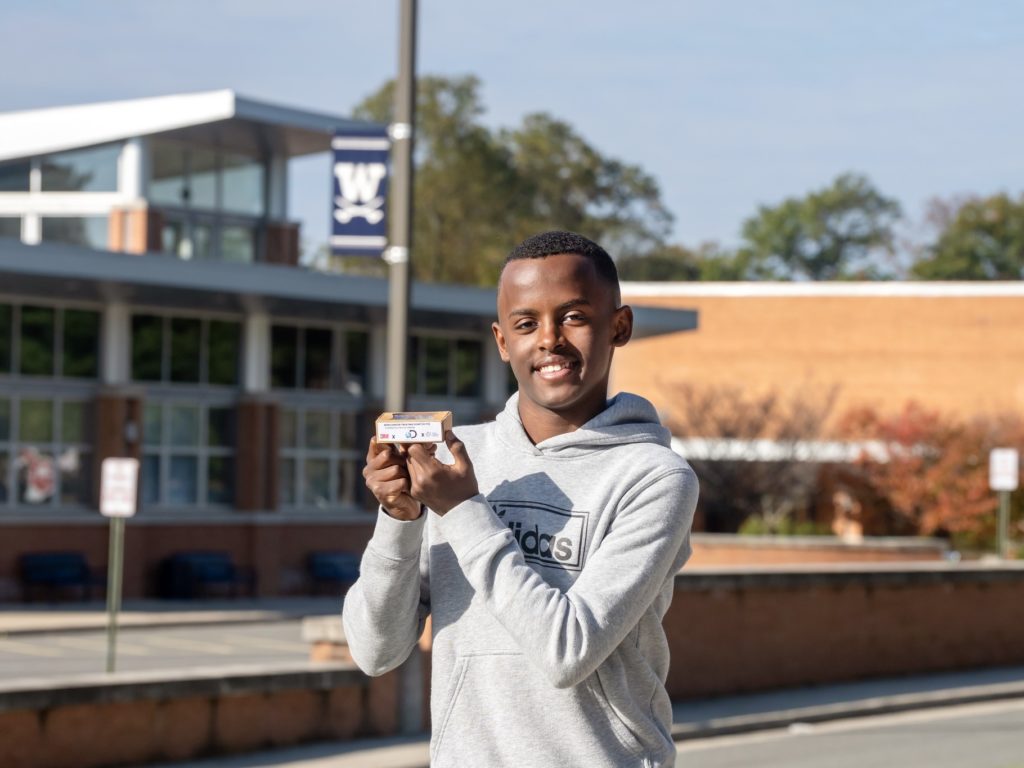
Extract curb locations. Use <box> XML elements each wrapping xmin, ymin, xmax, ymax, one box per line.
<box><xmin>671</xmin><ymin>679</ymin><xmax>1024</xmax><ymax>739</ymax></box>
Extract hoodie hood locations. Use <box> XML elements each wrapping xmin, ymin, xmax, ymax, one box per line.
<box><xmin>494</xmin><ymin>391</ymin><xmax>671</xmax><ymax>457</ymax></box>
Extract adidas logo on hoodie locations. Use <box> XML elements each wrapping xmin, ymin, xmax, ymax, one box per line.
<box><xmin>493</xmin><ymin>500</ymin><xmax>589</xmax><ymax>571</ymax></box>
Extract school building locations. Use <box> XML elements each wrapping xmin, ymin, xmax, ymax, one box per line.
<box><xmin>615</xmin><ymin>281</ymin><xmax>1024</xmax><ymax>426</ymax></box>
<box><xmin>0</xmin><ymin>91</ymin><xmax>697</xmax><ymax>599</ymax></box>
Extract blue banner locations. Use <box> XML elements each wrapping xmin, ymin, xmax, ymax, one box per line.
<box><xmin>330</xmin><ymin>128</ymin><xmax>390</xmax><ymax>256</ymax></box>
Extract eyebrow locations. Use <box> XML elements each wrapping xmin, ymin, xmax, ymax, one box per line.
<box><xmin>506</xmin><ymin>298</ymin><xmax>591</xmax><ymax>319</ymax></box>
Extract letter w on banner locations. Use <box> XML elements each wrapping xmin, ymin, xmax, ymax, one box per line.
<box><xmin>331</xmin><ymin>127</ymin><xmax>391</xmax><ymax>256</ymax></box>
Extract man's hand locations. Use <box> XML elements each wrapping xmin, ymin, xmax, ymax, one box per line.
<box><xmin>406</xmin><ymin>431</ymin><xmax>479</xmax><ymax>516</ymax></box>
<box><xmin>363</xmin><ymin>437</ymin><xmax>423</xmax><ymax>521</ymax></box>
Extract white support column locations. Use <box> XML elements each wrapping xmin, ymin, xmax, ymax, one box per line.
<box><xmin>482</xmin><ymin>332</ymin><xmax>509</xmax><ymax>410</ymax></box>
<box><xmin>101</xmin><ymin>302</ymin><xmax>131</xmax><ymax>385</ymax></box>
<box><xmin>22</xmin><ymin>213</ymin><xmax>40</xmax><ymax>245</ymax></box>
<box><xmin>369</xmin><ymin>322</ymin><xmax>388</xmax><ymax>400</ymax></box>
<box><xmin>243</xmin><ymin>312</ymin><xmax>270</xmax><ymax>394</ymax></box>
<box><xmin>118</xmin><ymin>137</ymin><xmax>148</xmax><ymax>201</ymax></box>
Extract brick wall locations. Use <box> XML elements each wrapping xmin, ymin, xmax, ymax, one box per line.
<box><xmin>664</xmin><ymin>563</ymin><xmax>1024</xmax><ymax>699</ymax></box>
<box><xmin>616</xmin><ymin>289</ymin><xmax>1024</xmax><ymax>422</ymax></box>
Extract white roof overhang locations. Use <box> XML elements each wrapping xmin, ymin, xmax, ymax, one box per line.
<box><xmin>0</xmin><ymin>90</ymin><xmax>378</xmax><ymax>162</ymax></box>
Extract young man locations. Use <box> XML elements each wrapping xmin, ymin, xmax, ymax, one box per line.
<box><xmin>343</xmin><ymin>231</ymin><xmax>698</xmax><ymax>767</ymax></box>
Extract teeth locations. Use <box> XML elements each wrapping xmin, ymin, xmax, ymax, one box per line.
<box><xmin>539</xmin><ymin>363</ymin><xmax>566</xmax><ymax>373</ymax></box>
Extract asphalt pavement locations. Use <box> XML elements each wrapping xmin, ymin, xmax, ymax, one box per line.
<box><xmin>3</xmin><ymin>599</ymin><xmax>1024</xmax><ymax>768</ymax></box>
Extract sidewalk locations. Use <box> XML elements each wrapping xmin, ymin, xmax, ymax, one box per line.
<box><xmin>0</xmin><ymin>597</ymin><xmax>340</xmax><ymax>635</ymax></box>
<box><xmin>3</xmin><ymin>600</ymin><xmax>1024</xmax><ymax>768</ymax></box>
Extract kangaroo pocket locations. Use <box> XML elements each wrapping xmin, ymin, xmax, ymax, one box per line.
<box><xmin>431</xmin><ymin>651</ymin><xmax>648</xmax><ymax>768</ymax></box>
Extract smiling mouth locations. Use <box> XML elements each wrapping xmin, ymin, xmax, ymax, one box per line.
<box><xmin>535</xmin><ymin>360</ymin><xmax>578</xmax><ymax>376</ymax></box>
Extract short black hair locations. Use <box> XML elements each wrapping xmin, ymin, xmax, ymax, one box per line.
<box><xmin>503</xmin><ymin>231</ymin><xmax>621</xmax><ymax>305</ymax></box>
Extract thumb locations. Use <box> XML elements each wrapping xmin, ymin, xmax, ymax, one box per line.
<box><xmin>445</xmin><ymin>430</ymin><xmax>471</xmax><ymax>470</ymax></box>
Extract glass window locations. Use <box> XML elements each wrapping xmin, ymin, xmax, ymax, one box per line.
<box><xmin>132</xmin><ymin>315</ymin><xmax>164</xmax><ymax>381</ymax></box>
<box><xmin>271</xmin><ymin>325</ymin><xmax>298</xmax><ymax>388</ymax></box>
<box><xmin>0</xmin><ymin>217</ymin><xmax>21</xmax><ymax>240</ymax></box>
<box><xmin>305</xmin><ymin>411</ymin><xmax>330</xmax><ymax>450</ymax></box>
<box><xmin>279</xmin><ymin>458</ymin><xmax>296</xmax><ymax>506</ymax></box>
<box><xmin>170</xmin><ymin>317</ymin><xmax>201</xmax><ymax>383</ymax></box>
<box><xmin>191</xmin><ymin>222</ymin><xmax>214</xmax><ymax>260</ymax></box>
<box><xmin>20</xmin><ymin>306</ymin><xmax>55</xmax><ymax>377</ymax></box>
<box><xmin>344</xmin><ymin>330</ymin><xmax>369</xmax><ymax>395</ymax></box>
<box><xmin>338</xmin><ymin>460</ymin><xmax>360</xmax><ymax>507</ymax></box>
<box><xmin>0</xmin><ymin>160</ymin><xmax>30</xmax><ymax>192</ymax></box>
<box><xmin>337</xmin><ymin>412</ymin><xmax>358</xmax><ymax>451</ymax></box>
<box><xmin>168</xmin><ymin>456</ymin><xmax>198</xmax><ymax>504</ymax></box>
<box><xmin>0</xmin><ymin>454</ymin><xmax>8</xmax><ymax>503</ymax></box>
<box><xmin>207</xmin><ymin>321</ymin><xmax>240</xmax><ymax>386</ymax></box>
<box><xmin>59</xmin><ymin>448</ymin><xmax>91</xmax><ymax>505</ymax></box>
<box><xmin>18</xmin><ymin>449</ymin><xmax>56</xmax><ymax>504</ymax></box>
<box><xmin>424</xmin><ymin>337</ymin><xmax>449</xmax><ymax>396</ymax></box>
<box><xmin>150</xmin><ymin>142</ymin><xmax>188</xmax><ymax>208</ymax></box>
<box><xmin>20</xmin><ymin>400</ymin><xmax>53</xmax><ymax>442</ymax></box>
<box><xmin>190</xmin><ymin>148</ymin><xmax>218</xmax><ymax>210</ymax></box>
<box><xmin>143</xmin><ymin>404</ymin><xmax>162</xmax><ymax>446</ymax></box>
<box><xmin>61</xmin><ymin>402</ymin><xmax>88</xmax><ymax>444</ymax></box>
<box><xmin>207</xmin><ymin>456</ymin><xmax>233</xmax><ymax>504</ymax></box>
<box><xmin>63</xmin><ymin>309</ymin><xmax>100</xmax><ymax>378</ymax></box>
<box><xmin>41</xmin><ymin>144</ymin><xmax>119</xmax><ymax>192</ymax></box>
<box><xmin>169</xmin><ymin>405</ymin><xmax>200</xmax><ymax>447</ymax></box>
<box><xmin>40</xmin><ymin>217</ymin><xmax>109</xmax><ymax>250</ymax></box>
<box><xmin>221</xmin><ymin>225</ymin><xmax>255</xmax><ymax>263</ymax></box>
<box><xmin>455</xmin><ymin>340</ymin><xmax>482</xmax><ymax>398</ymax></box>
<box><xmin>0</xmin><ymin>304</ymin><xmax>10</xmax><ymax>373</ymax></box>
<box><xmin>303</xmin><ymin>459</ymin><xmax>330</xmax><ymax>507</ymax></box>
<box><xmin>0</xmin><ymin>399</ymin><xmax>9</xmax><ymax>440</ymax></box>
<box><xmin>279</xmin><ymin>409</ymin><xmax>297</xmax><ymax>449</ymax></box>
<box><xmin>222</xmin><ymin>153</ymin><xmax>265</xmax><ymax>216</ymax></box>
<box><xmin>304</xmin><ymin>328</ymin><xmax>332</xmax><ymax>390</ymax></box>
<box><xmin>207</xmin><ymin>407</ymin><xmax>233</xmax><ymax>448</ymax></box>
<box><xmin>141</xmin><ymin>454</ymin><xmax>160</xmax><ymax>505</ymax></box>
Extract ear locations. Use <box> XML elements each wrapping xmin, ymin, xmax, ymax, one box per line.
<box><xmin>611</xmin><ymin>305</ymin><xmax>633</xmax><ymax>347</ymax></box>
<box><xmin>491</xmin><ymin>321</ymin><xmax>511</xmax><ymax>362</ymax></box>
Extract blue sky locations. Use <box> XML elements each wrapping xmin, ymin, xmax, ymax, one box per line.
<box><xmin>3</xmin><ymin>0</ymin><xmax>1022</xmax><ymax>254</ymax></box>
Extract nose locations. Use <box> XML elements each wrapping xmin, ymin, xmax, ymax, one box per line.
<box><xmin>537</xmin><ymin>318</ymin><xmax>564</xmax><ymax>351</ymax></box>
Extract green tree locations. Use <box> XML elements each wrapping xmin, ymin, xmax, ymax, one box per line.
<box><xmin>739</xmin><ymin>173</ymin><xmax>902</xmax><ymax>280</ymax></box>
<box><xmin>502</xmin><ymin>113</ymin><xmax>672</xmax><ymax>259</ymax></box>
<box><xmin>911</xmin><ymin>193</ymin><xmax>1024</xmax><ymax>280</ymax></box>
<box><xmin>355</xmin><ymin>75</ymin><xmax>526</xmax><ymax>285</ymax></box>
<box><xmin>617</xmin><ymin>242</ymin><xmax>747</xmax><ymax>282</ymax></box>
<box><xmin>352</xmin><ymin>75</ymin><xmax>673</xmax><ymax>286</ymax></box>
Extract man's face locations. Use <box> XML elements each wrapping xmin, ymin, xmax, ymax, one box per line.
<box><xmin>492</xmin><ymin>253</ymin><xmax>633</xmax><ymax>430</ymax></box>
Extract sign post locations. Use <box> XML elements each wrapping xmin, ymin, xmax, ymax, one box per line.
<box><xmin>100</xmin><ymin>457</ymin><xmax>139</xmax><ymax>673</ymax></box>
<box><xmin>989</xmin><ymin>448</ymin><xmax>1019</xmax><ymax>559</ymax></box>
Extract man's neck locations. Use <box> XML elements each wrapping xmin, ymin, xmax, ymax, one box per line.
<box><xmin>517</xmin><ymin>398</ymin><xmax>607</xmax><ymax>445</ymax></box>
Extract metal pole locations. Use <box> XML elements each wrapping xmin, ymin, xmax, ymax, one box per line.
<box><xmin>388</xmin><ymin>0</ymin><xmax>423</xmax><ymax>736</ymax></box>
<box><xmin>105</xmin><ymin>517</ymin><xmax>125</xmax><ymax>673</ymax></box>
<box><xmin>384</xmin><ymin>0</ymin><xmax>417</xmax><ymax>414</ymax></box>
<box><xmin>998</xmin><ymin>490</ymin><xmax>1010</xmax><ymax>559</ymax></box>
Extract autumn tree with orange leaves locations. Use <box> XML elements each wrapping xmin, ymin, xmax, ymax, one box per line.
<box><xmin>837</xmin><ymin>402</ymin><xmax>1024</xmax><ymax>545</ymax></box>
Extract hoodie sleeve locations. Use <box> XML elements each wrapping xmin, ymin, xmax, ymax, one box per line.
<box><xmin>341</xmin><ymin>508</ymin><xmax>431</xmax><ymax>676</ymax></box>
<box><xmin>435</xmin><ymin>464</ymin><xmax>697</xmax><ymax>688</ymax></box>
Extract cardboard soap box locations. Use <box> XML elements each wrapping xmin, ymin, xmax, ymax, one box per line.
<box><xmin>375</xmin><ymin>411</ymin><xmax>453</xmax><ymax>444</ymax></box>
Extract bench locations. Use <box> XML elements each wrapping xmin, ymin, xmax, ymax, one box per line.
<box><xmin>18</xmin><ymin>551</ymin><xmax>104</xmax><ymax>602</ymax></box>
<box><xmin>306</xmin><ymin>551</ymin><xmax>360</xmax><ymax>595</ymax></box>
<box><xmin>157</xmin><ymin>551</ymin><xmax>256</xmax><ymax>599</ymax></box>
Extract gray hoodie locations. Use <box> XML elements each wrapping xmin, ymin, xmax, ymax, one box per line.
<box><xmin>342</xmin><ymin>392</ymin><xmax>698</xmax><ymax>767</ymax></box>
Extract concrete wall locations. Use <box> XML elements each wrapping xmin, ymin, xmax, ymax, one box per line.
<box><xmin>0</xmin><ymin>664</ymin><xmax>398</xmax><ymax>768</ymax></box>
